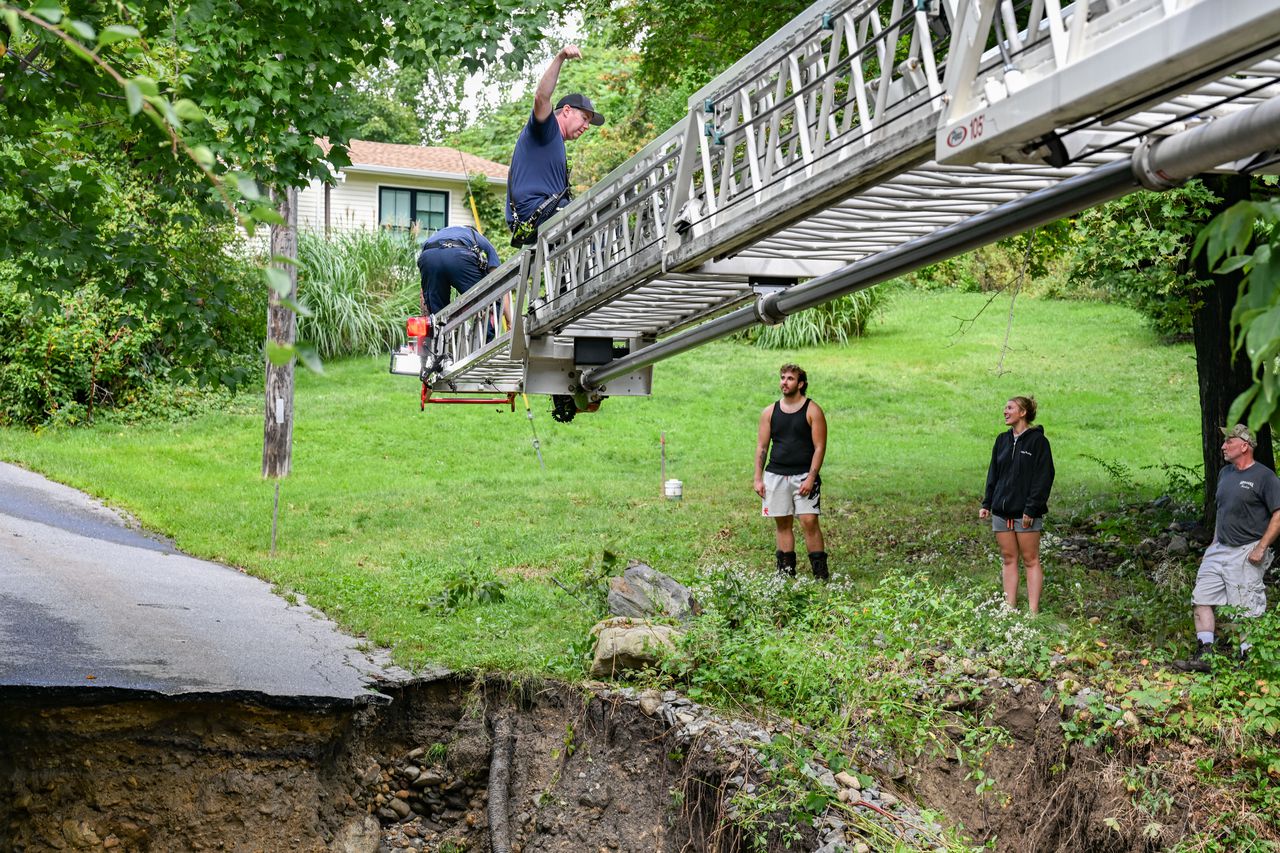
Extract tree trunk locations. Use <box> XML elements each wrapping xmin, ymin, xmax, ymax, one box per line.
<box><xmin>263</xmin><ymin>186</ymin><xmax>299</xmax><ymax>479</ymax></box>
<box><xmin>1191</xmin><ymin>174</ymin><xmax>1272</xmax><ymax>523</ymax></box>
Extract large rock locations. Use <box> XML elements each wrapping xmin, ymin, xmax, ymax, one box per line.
<box><xmin>334</xmin><ymin>815</ymin><xmax>382</xmax><ymax>853</ymax></box>
<box><xmin>589</xmin><ymin>617</ymin><xmax>683</xmax><ymax>678</ymax></box>
<box><xmin>606</xmin><ymin>562</ymin><xmax>700</xmax><ymax>622</ymax></box>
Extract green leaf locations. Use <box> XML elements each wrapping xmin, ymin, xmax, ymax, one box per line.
<box><xmin>263</xmin><ymin>267</ymin><xmax>293</xmax><ymax>296</ymax></box>
<box><xmin>132</xmin><ymin>75</ymin><xmax>159</xmax><ymax>97</ymax></box>
<box><xmin>124</xmin><ymin>81</ymin><xmax>143</xmax><ymax>116</ymax></box>
<box><xmin>265</xmin><ymin>341</ymin><xmax>295</xmax><ymax>366</ymax></box>
<box><xmin>1245</xmin><ymin>306</ymin><xmax>1280</xmax><ymax>366</ymax></box>
<box><xmin>1214</xmin><ymin>254</ymin><xmax>1252</xmax><ymax>275</ymax></box>
<box><xmin>65</xmin><ymin>36</ymin><xmax>91</xmax><ymax>61</ymax></box>
<box><xmin>172</xmin><ymin>99</ymin><xmax>205</xmax><ymax>123</ymax></box>
<box><xmin>279</xmin><ymin>294</ymin><xmax>313</xmax><ymax>318</ymax></box>
<box><xmin>190</xmin><ymin>146</ymin><xmax>215</xmax><ymax>168</ymax></box>
<box><xmin>66</xmin><ymin>18</ymin><xmax>94</xmax><ymax>41</ymax></box>
<box><xmin>251</xmin><ymin>204</ymin><xmax>284</xmax><ymax>226</ymax></box>
<box><xmin>31</xmin><ymin>0</ymin><xmax>63</xmax><ymax>24</ymax></box>
<box><xmin>229</xmin><ymin>173</ymin><xmax>261</xmax><ymax>200</ymax></box>
<box><xmin>267</xmin><ymin>254</ymin><xmax>298</xmax><ymax>267</ymax></box>
<box><xmin>97</xmin><ymin>23</ymin><xmax>140</xmax><ymax>47</ymax></box>
<box><xmin>1228</xmin><ymin>384</ymin><xmax>1259</xmax><ymax>427</ymax></box>
<box><xmin>3</xmin><ymin>10</ymin><xmax>23</xmax><ymax>40</ymax></box>
<box><xmin>294</xmin><ymin>342</ymin><xmax>324</xmax><ymax>374</ymax></box>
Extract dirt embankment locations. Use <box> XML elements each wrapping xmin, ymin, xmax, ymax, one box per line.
<box><xmin>0</xmin><ymin>678</ymin><xmax>802</xmax><ymax>852</ymax></box>
<box><xmin>3</xmin><ymin>676</ymin><xmax>1228</xmax><ymax>852</ymax></box>
<box><xmin>909</xmin><ymin>684</ymin><xmax>1271</xmax><ymax>853</ymax></box>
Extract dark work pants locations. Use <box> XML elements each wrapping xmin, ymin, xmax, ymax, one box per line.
<box><xmin>418</xmin><ymin>246</ymin><xmax>486</xmax><ymax>315</ymax></box>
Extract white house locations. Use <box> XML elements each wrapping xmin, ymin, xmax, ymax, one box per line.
<box><xmin>299</xmin><ymin>139</ymin><xmax>509</xmax><ymax>235</ymax></box>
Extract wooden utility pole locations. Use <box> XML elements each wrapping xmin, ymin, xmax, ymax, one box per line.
<box><xmin>263</xmin><ymin>185</ymin><xmax>298</xmax><ymax>479</ymax></box>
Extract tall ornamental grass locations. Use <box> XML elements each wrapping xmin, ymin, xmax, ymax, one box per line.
<box><xmin>297</xmin><ymin>229</ymin><xmax>421</xmax><ymax>358</ymax></box>
<box><xmin>737</xmin><ymin>288</ymin><xmax>885</xmax><ymax>349</ymax></box>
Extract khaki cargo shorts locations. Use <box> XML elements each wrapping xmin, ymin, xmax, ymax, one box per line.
<box><xmin>1192</xmin><ymin>540</ymin><xmax>1271</xmax><ymax>617</ymax></box>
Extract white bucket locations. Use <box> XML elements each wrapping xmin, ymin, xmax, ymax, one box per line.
<box><xmin>663</xmin><ymin>479</ymin><xmax>683</xmax><ymax>500</ymax></box>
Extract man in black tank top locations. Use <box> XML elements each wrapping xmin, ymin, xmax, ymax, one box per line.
<box><xmin>753</xmin><ymin>364</ymin><xmax>829</xmax><ymax>580</ymax></box>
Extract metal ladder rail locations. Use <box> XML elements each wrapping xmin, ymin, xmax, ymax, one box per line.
<box><xmin>582</xmin><ymin>93</ymin><xmax>1280</xmax><ymax>393</ymax></box>
<box><xmin>531</xmin><ymin>0</ymin><xmax>1280</xmax><ymax>342</ymax></box>
<box><xmin>938</xmin><ymin>0</ymin><xmax>1280</xmax><ymax>165</ymax></box>
<box><xmin>425</xmin><ymin>253</ymin><xmax>529</xmax><ymax>393</ymax></box>
<box><xmin>423</xmin><ymin>0</ymin><xmax>1279</xmax><ymax>396</ymax></box>
<box><xmin>526</xmin><ymin>0</ymin><xmax>951</xmax><ymax>338</ymax></box>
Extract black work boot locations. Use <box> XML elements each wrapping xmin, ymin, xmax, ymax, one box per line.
<box><xmin>775</xmin><ymin>550</ymin><xmax>797</xmax><ymax>577</ymax></box>
<box><xmin>1173</xmin><ymin>641</ymin><xmax>1214</xmax><ymax>673</ymax></box>
<box><xmin>809</xmin><ymin>551</ymin><xmax>829</xmax><ymax>581</ymax></box>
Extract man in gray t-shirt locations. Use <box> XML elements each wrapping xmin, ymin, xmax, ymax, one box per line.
<box><xmin>1177</xmin><ymin>424</ymin><xmax>1280</xmax><ymax>672</ymax></box>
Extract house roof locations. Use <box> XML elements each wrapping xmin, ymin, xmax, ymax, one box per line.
<box><xmin>320</xmin><ymin>139</ymin><xmax>508</xmax><ymax>183</ymax></box>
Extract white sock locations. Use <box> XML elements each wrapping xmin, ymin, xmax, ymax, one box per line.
<box><xmin>1196</xmin><ymin>632</ymin><xmax>1215</xmax><ymax>645</ymax></box>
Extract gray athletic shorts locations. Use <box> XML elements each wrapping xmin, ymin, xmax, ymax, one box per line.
<box><xmin>1192</xmin><ymin>540</ymin><xmax>1270</xmax><ymax>616</ymax></box>
<box><xmin>762</xmin><ymin>471</ymin><xmax>820</xmax><ymax>518</ymax></box>
<box><xmin>991</xmin><ymin>513</ymin><xmax>1043</xmax><ymax>533</ymax></box>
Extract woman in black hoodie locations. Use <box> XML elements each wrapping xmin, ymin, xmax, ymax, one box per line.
<box><xmin>979</xmin><ymin>396</ymin><xmax>1055</xmax><ymax>614</ymax></box>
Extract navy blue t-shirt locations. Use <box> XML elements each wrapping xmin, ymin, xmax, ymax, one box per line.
<box><xmin>506</xmin><ymin>110</ymin><xmax>567</xmax><ymax>224</ymax></box>
<box><xmin>423</xmin><ymin>226</ymin><xmax>500</xmax><ymax>268</ymax></box>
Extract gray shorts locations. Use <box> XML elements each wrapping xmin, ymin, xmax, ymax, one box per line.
<box><xmin>991</xmin><ymin>513</ymin><xmax>1043</xmax><ymax>533</ymax></box>
<box><xmin>1192</xmin><ymin>540</ymin><xmax>1270</xmax><ymax>616</ymax></box>
<box><xmin>762</xmin><ymin>471</ymin><xmax>820</xmax><ymax>518</ymax></box>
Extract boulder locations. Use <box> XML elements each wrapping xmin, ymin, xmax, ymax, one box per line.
<box><xmin>606</xmin><ymin>562</ymin><xmax>700</xmax><ymax>622</ymax></box>
<box><xmin>589</xmin><ymin>617</ymin><xmax>683</xmax><ymax>678</ymax></box>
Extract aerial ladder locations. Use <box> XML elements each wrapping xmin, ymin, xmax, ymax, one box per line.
<box><xmin>391</xmin><ymin>0</ymin><xmax>1280</xmax><ymax>420</ymax></box>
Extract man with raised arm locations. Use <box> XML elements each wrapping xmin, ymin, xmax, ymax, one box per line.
<box><xmin>1176</xmin><ymin>424</ymin><xmax>1280</xmax><ymax>672</ymax></box>
<box><xmin>754</xmin><ymin>364</ymin><xmax>830</xmax><ymax>581</ymax></box>
<box><xmin>505</xmin><ymin>44</ymin><xmax>605</xmax><ymax>246</ymax></box>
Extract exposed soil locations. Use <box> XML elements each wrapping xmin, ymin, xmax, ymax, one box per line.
<box><xmin>0</xmin><ymin>677</ymin><xmax>821</xmax><ymax>853</ymax></box>
<box><xmin>1</xmin><ymin>673</ymin><xmax>1240</xmax><ymax>852</ymax></box>
<box><xmin>906</xmin><ymin>682</ymin><xmax>1279</xmax><ymax>852</ymax></box>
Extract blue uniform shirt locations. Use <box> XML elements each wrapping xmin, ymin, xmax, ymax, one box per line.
<box><xmin>506</xmin><ymin>110</ymin><xmax>567</xmax><ymax>225</ymax></box>
<box><xmin>423</xmin><ymin>226</ymin><xmax>500</xmax><ymax>268</ymax></box>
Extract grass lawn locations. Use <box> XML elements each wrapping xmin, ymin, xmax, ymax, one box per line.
<box><xmin>0</xmin><ymin>289</ymin><xmax>1200</xmax><ymax>674</ymax></box>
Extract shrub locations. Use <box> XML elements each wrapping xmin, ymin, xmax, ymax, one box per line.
<box><xmin>738</xmin><ymin>288</ymin><xmax>885</xmax><ymax>349</ymax></box>
<box><xmin>296</xmin><ymin>229</ymin><xmax>420</xmax><ymax>358</ymax></box>
<box><xmin>0</xmin><ymin>275</ymin><xmax>161</xmax><ymax>427</ymax></box>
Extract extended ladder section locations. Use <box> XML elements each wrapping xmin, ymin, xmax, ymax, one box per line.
<box><xmin>404</xmin><ymin>0</ymin><xmax>1280</xmax><ymax>413</ymax></box>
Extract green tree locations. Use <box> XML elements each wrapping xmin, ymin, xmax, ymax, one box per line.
<box><xmin>1070</xmin><ymin>183</ymin><xmax>1221</xmax><ymax>339</ymax></box>
<box><xmin>1</xmin><ymin>0</ymin><xmax>571</xmax><ymax>407</ymax></box>
<box><xmin>342</xmin><ymin>62</ymin><xmax>428</xmax><ymax>145</ymax></box>
<box><xmin>585</xmin><ymin>0</ymin><xmax>809</xmax><ymax>91</ymax></box>
<box><xmin>1071</xmin><ymin>178</ymin><xmax>1274</xmax><ymax>517</ymax></box>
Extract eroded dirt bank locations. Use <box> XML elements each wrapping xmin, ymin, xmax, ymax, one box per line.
<box><xmin>1</xmin><ymin>677</ymin><xmax>801</xmax><ymax>852</ymax></box>
<box><xmin>1</xmin><ymin>676</ymin><xmax>1213</xmax><ymax>852</ymax></box>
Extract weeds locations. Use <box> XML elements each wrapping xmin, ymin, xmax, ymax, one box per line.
<box><xmin>423</xmin><ymin>567</ymin><xmax>508</xmax><ymax>614</ymax></box>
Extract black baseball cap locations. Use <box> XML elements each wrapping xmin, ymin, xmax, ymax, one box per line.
<box><xmin>556</xmin><ymin>93</ymin><xmax>605</xmax><ymax>126</ymax></box>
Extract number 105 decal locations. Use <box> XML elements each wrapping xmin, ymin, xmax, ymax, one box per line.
<box><xmin>945</xmin><ymin>115</ymin><xmax>986</xmax><ymax>148</ymax></box>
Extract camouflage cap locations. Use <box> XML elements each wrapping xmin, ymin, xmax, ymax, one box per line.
<box><xmin>1221</xmin><ymin>423</ymin><xmax>1258</xmax><ymax>448</ymax></box>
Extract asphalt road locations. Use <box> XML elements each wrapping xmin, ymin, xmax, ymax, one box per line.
<box><xmin>0</xmin><ymin>461</ymin><xmax>400</xmax><ymax>704</ymax></box>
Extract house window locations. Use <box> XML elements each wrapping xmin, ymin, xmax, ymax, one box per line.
<box><xmin>378</xmin><ymin>187</ymin><xmax>448</xmax><ymax>233</ymax></box>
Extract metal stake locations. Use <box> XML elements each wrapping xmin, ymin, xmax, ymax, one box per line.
<box><xmin>271</xmin><ymin>480</ymin><xmax>280</xmax><ymax>556</ymax></box>
<box><xmin>660</xmin><ymin>431</ymin><xmax>666</xmax><ymax>497</ymax></box>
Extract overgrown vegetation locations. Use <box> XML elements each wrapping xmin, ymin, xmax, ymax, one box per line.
<box><xmin>0</xmin><ymin>255</ymin><xmax>261</xmax><ymax>428</ymax></box>
<box><xmin>296</xmin><ymin>229</ymin><xmax>419</xmax><ymax>359</ymax></box>
<box><xmin>736</xmin><ymin>290</ymin><xmax>886</xmax><ymax>349</ymax></box>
